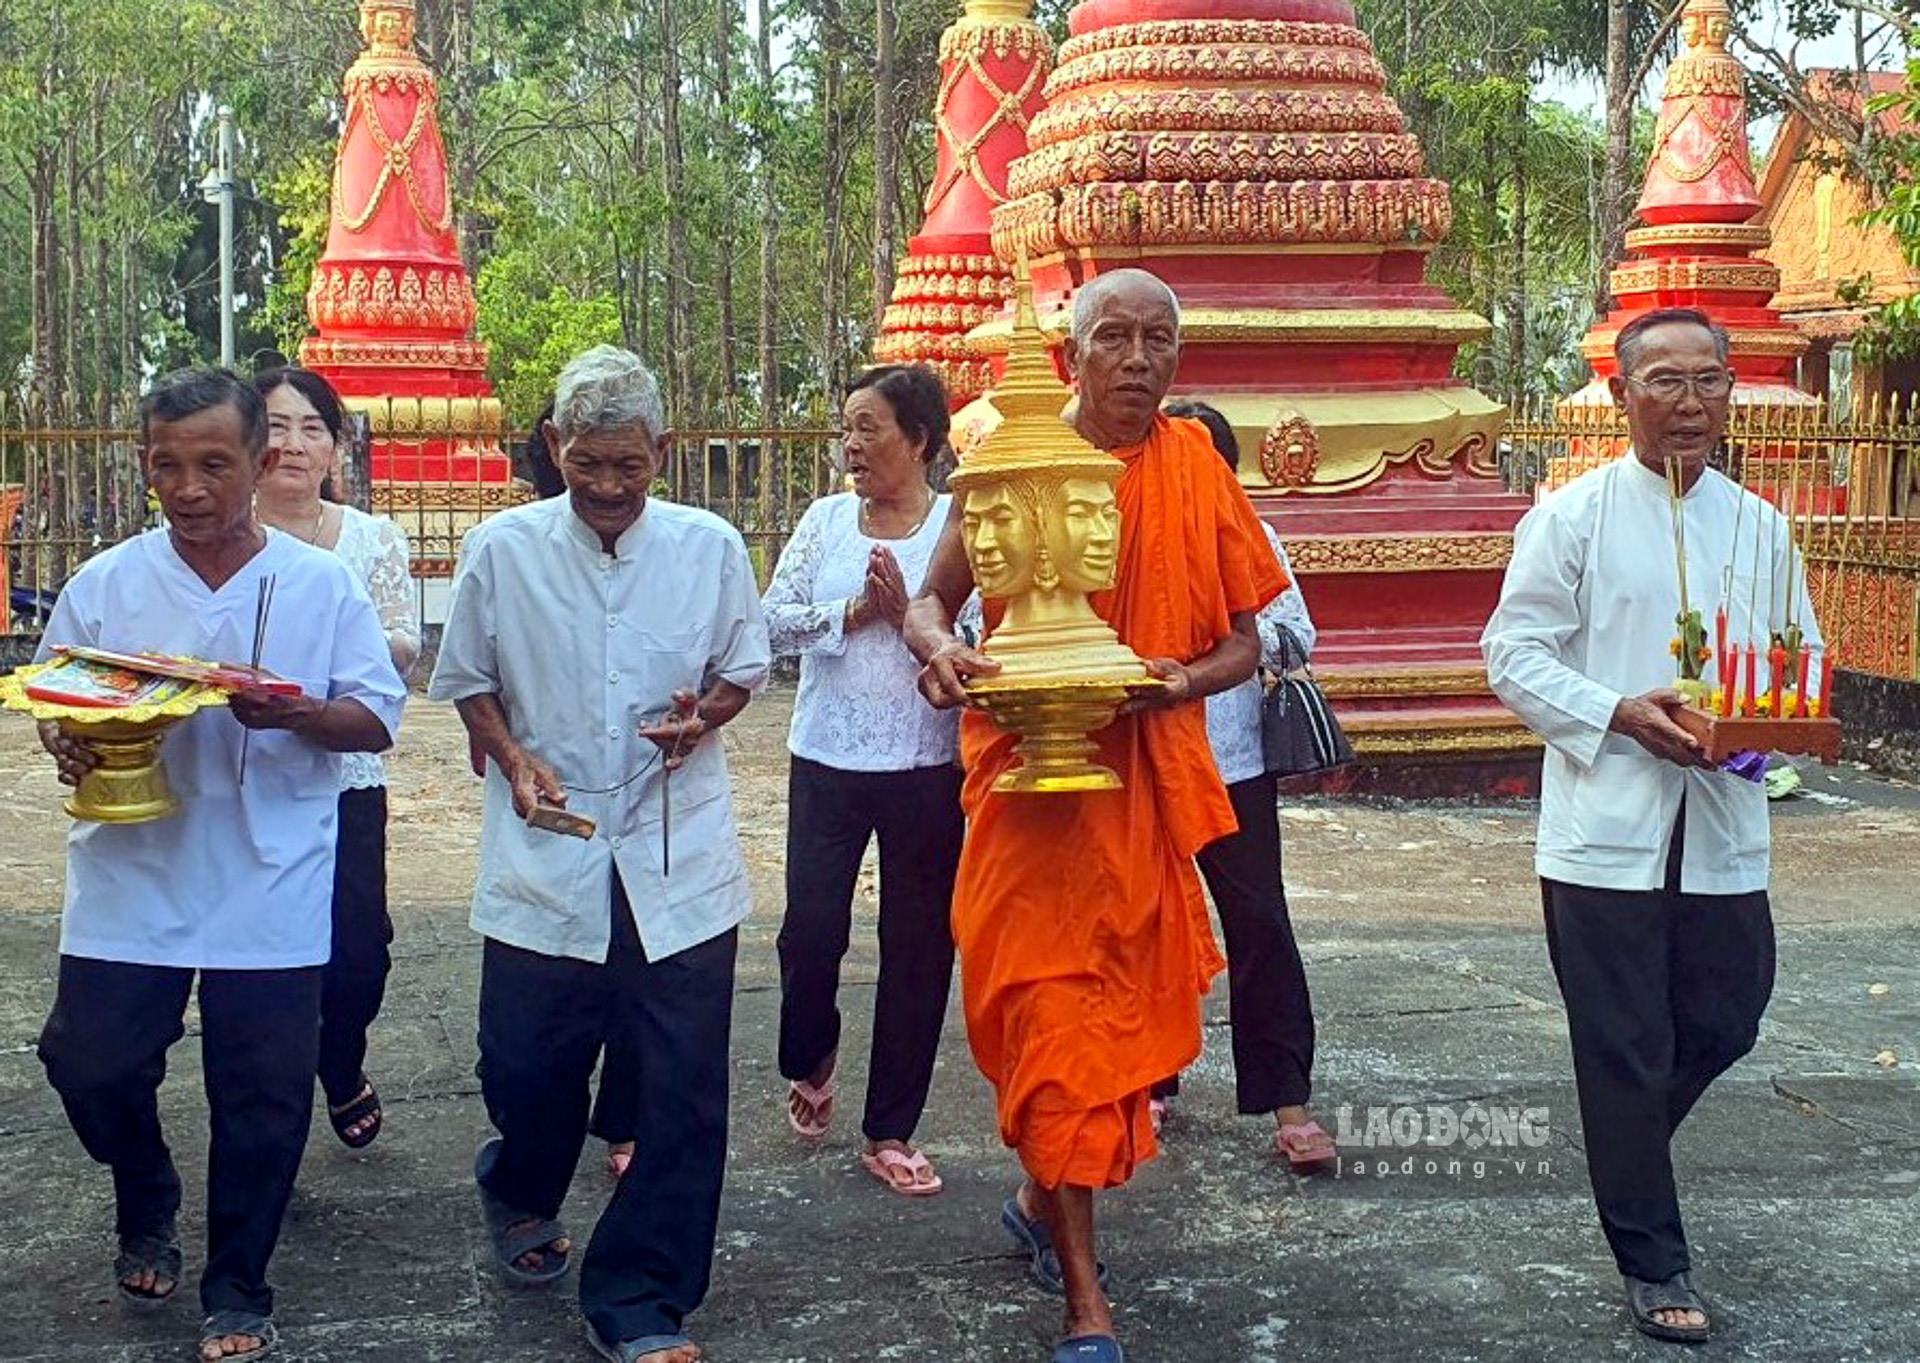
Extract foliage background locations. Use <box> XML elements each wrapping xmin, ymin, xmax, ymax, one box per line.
<box><xmin>0</xmin><ymin>0</ymin><xmax>1893</xmax><ymax>422</ymax></box>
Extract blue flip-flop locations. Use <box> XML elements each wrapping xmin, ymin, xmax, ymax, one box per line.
<box><xmin>1000</xmin><ymin>1196</ymin><xmax>1112</xmax><ymax>1296</ymax></box>
<box><xmin>1053</xmin><ymin>1335</ymin><xmax>1124</xmax><ymax>1362</ymax></box>
<box><xmin>586</xmin><ymin>1323</ymin><xmax>697</xmax><ymax>1362</ymax></box>
<box><xmin>474</xmin><ymin>1138</ymin><xmax>570</xmax><ymax>1286</ymax></box>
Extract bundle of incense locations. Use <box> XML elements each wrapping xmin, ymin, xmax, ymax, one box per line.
<box><xmin>239</xmin><ymin>574</ymin><xmax>276</xmax><ymax>786</ymax></box>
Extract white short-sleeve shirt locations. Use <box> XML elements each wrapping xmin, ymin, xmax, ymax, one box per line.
<box><xmin>34</xmin><ymin>528</ymin><xmax>407</xmax><ymax>969</ymax></box>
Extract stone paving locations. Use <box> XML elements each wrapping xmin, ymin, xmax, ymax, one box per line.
<box><xmin>1</xmin><ymin>693</ymin><xmax>1916</xmax><ymax>1362</ymax></box>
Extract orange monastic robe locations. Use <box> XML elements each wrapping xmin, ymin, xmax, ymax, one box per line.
<box><xmin>953</xmin><ymin>414</ymin><xmax>1288</xmax><ymax>1190</ymax></box>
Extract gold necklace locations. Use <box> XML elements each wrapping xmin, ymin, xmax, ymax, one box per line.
<box><xmin>861</xmin><ymin>486</ymin><xmax>935</xmax><ymax>540</ymax></box>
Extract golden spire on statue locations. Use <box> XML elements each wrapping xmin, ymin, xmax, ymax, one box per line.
<box><xmin>953</xmin><ymin>258</ymin><xmax>1161</xmax><ymax>792</ymax></box>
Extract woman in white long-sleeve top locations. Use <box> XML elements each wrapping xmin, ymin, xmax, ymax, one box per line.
<box><xmin>1153</xmin><ymin>401</ymin><xmax>1335</xmax><ymax>1172</ymax></box>
<box><xmin>762</xmin><ymin>364</ymin><xmax>964</xmax><ymax>1197</ymax></box>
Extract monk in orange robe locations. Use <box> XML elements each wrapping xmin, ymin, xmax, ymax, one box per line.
<box><xmin>906</xmin><ymin>269</ymin><xmax>1286</xmax><ymax>1363</ymax></box>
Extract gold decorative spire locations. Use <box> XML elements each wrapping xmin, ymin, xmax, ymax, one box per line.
<box><xmin>951</xmin><ymin>257</ymin><xmax>1118</xmax><ymax>489</ymax></box>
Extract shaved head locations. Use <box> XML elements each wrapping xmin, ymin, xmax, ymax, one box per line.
<box><xmin>1070</xmin><ymin>270</ymin><xmax>1182</xmax><ymax>350</ymax></box>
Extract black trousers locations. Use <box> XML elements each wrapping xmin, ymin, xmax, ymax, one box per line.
<box><xmin>38</xmin><ymin>956</ymin><xmax>322</xmax><ymax>1316</ymax></box>
<box><xmin>318</xmin><ymin>787</ymin><xmax>394</xmax><ymax>1106</ymax></box>
<box><xmin>476</xmin><ymin>876</ymin><xmax>736</xmax><ymax>1346</ymax></box>
<box><xmin>1542</xmin><ymin>812</ymin><xmax>1775</xmax><ymax>1282</ymax></box>
<box><xmin>1158</xmin><ymin>772</ymin><xmax>1317</xmax><ymax>1112</ymax></box>
<box><xmin>776</xmin><ymin>756</ymin><xmax>963</xmax><ymax>1143</ymax></box>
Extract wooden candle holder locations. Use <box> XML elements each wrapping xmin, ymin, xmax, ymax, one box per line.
<box><xmin>1672</xmin><ymin>706</ymin><xmax>1842</xmax><ymax>765</ymax></box>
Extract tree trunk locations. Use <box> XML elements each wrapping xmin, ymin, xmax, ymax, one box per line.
<box><xmin>658</xmin><ymin>0</ymin><xmax>694</xmax><ymax>418</ymax></box>
<box><xmin>65</xmin><ymin>126</ymin><xmax>85</xmax><ymax>402</ymax></box>
<box><xmin>871</xmin><ymin>0</ymin><xmax>898</xmax><ymax>335</ymax></box>
<box><xmin>1597</xmin><ymin>0</ymin><xmax>1633</xmax><ymax>313</ymax></box>
<box><xmin>756</xmin><ymin>0</ymin><xmax>781</xmax><ymax>424</ymax></box>
<box><xmin>714</xmin><ymin>0</ymin><xmax>739</xmax><ymax>421</ymax></box>
<box><xmin>1508</xmin><ymin>79</ymin><xmax>1529</xmax><ymax>401</ymax></box>
<box><xmin>818</xmin><ymin>0</ymin><xmax>847</xmax><ymax>409</ymax></box>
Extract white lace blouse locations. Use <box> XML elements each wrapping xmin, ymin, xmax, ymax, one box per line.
<box><xmin>1206</xmin><ymin>521</ymin><xmax>1317</xmax><ymax>785</ymax></box>
<box><xmin>763</xmin><ymin>492</ymin><xmax>961</xmax><ymax>772</ymax></box>
<box><xmin>330</xmin><ymin>505</ymin><xmax>420</xmax><ymax>791</ymax></box>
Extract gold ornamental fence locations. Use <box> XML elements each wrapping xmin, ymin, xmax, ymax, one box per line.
<box><xmin>1503</xmin><ymin>396</ymin><xmax>1920</xmax><ymax>682</ymax></box>
<box><xmin>0</xmin><ymin>397</ymin><xmax>843</xmax><ymax>636</ymax></box>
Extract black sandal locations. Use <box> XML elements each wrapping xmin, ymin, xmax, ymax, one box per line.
<box><xmin>328</xmin><ymin>1076</ymin><xmax>382</xmax><ymax>1149</ymax></box>
<box><xmin>114</xmin><ymin>1229</ymin><xmax>182</xmax><ymax>1305</ymax></box>
<box><xmin>1625</xmin><ymin>1271</ymin><xmax>1712</xmax><ymax>1345</ymax></box>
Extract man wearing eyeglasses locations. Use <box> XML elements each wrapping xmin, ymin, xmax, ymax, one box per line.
<box><xmin>1482</xmin><ymin>307</ymin><xmax>1822</xmax><ymax>1346</ymax></box>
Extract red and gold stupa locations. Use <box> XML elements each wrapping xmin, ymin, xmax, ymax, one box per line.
<box><xmin>940</xmin><ymin>0</ymin><xmax>1533</xmax><ymax>785</ymax></box>
<box><xmin>873</xmin><ymin>1</ymin><xmax>1054</xmax><ymax>407</ymax></box>
<box><xmin>299</xmin><ymin>0</ymin><xmax>510</xmax><ymax>522</ymax></box>
<box><xmin>1555</xmin><ymin>0</ymin><xmax>1815</xmax><ymax>483</ymax></box>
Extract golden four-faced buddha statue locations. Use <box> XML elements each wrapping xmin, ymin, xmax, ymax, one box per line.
<box><xmin>951</xmin><ymin>265</ymin><xmax>1160</xmax><ymax>791</ymax></box>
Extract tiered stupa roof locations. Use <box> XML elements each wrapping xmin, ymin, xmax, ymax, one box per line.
<box><xmin>873</xmin><ymin>1</ymin><xmax>1053</xmax><ymax>407</ymax></box>
<box><xmin>1575</xmin><ymin>0</ymin><xmax>1810</xmax><ymax>402</ymax></box>
<box><xmin>300</xmin><ymin>0</ymin><xmax>507</xmax><ymax>483</ymax></box>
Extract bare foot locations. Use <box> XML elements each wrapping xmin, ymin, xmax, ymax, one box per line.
<box><xmin>329</xmin><ymin>1080</ymin><xmax>381</xmax><ymax>1144</ymax></box>
<box><xmin>507</xmin><ymin>1219</ymin><xmax>570</xmax><ymax>1275</ymax></box>
<box><xmin>200</xmin><ymin>1331</ymin><xmax>265</xmax><ymax>1360</ymax></box>
<box><xmin>119</xmin><ymin>1264</ymin><xmax>176</xmax><ymax>1299</ymax></box>
<box><xmin>636</xmin><ymin>1346</ymin><xmax>701</xmax><ymax>1363</ymax></box>
<box><xmin>607</xmin><ymin>1140</ymin><xmax>635</xmax><ymax>1179</ymax></box>
<box><xmin>1650</xmin><ymin>1306</ymin><xmax>1708</xmax><ymax>1330</ymax></box>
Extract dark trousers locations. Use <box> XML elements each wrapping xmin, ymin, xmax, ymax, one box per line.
<box><xmin>776</xmin><ymin>756</ymin><xmax>963</xmax><ymax>1143</ymax></box>
<box><xmin>1542</xmin><ymin>812</ymin><xmax>1775</xmax><ymax>1282</ymax></box>
<box><xmin>318</xmin><ymin>787</ymin><xmax>394</xmax><ymax>1106</ymax></box>
<box><xmin>1158</xmin><ymin>772</ymin><xmax>1317</xmax><ymax>1112</ymax></box>
<box><xmin>38</xmin><ymin>956</ymin><xmax>322</xmax><ymax>1316</ymax></box>
<box><xmin>476</xmin><ymin>876</ymin><xmax>737</xmax><ymax>1346</ymax></box>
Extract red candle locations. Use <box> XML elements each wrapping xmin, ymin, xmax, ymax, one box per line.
<box><xmin>1742</xmin><ymin>643</ymin><xmax>1757</xmax><ymax>718</ymax></box>
<box><xmin>1768</xmin><ymin>644</ymin><xmax>1787</xmax><ymax>718</ymax></box>
<box><xmin>1819</xmin><ymin>646</ymin><xmax>1835</xmax><ymax>718</ymax></box>
<box><xmin>1715</xmin><ymin>608</ymin><xmax>1729</xmax><ymax>706</ymax></box>
<box><xmin>1794</xmin><ymin>647</ymin><xmax>1812</xmax><ymax>717</ymax></box>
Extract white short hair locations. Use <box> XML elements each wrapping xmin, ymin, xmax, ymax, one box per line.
<box><xmin>1069</xmin><ymin>269</ymin><xmax>1182</xmax><ymax>349</ymax></box>
<box><xmin>553</xmin><ymin>345</ymin><xmax>666</xmax><ymax>441</ymax></box>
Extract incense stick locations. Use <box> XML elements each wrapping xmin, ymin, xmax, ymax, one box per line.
<box><xmin>238</xmin><ymin>572</ymin><xmax>275</xmax><ymax>786</ymax></box>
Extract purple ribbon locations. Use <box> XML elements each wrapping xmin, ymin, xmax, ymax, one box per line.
<box><xmin>1720</xmin><ymin>749</ymin><xmax>1767</xmax><ymax>783</ymax></box>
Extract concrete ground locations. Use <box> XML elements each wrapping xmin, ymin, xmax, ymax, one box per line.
<box><xmin>0</xmin><ymin>689</ymin><xmax>1916</xmax><ymax>1363</ymax></box>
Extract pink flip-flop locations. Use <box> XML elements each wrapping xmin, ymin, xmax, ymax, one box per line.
<box><xmin>861</xmin><ymin>1145</ymin><xmax>944</xmax><ymax>1197</ymax></box>
<box><xmin>786</xmin><ymin>1072</ymin><xmax>836</xmax><ymax>1138</ymax></box>
<box><xmin>1277</xmin><ymin>1119</ymin><xmax>1338</xmax><ymax>1171</ymax></box>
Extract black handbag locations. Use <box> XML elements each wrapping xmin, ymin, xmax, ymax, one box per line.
<box><xmin>1260</xmin><ymin>624</ymin><xmax>1355</xmax><ymax>777</ymax></box>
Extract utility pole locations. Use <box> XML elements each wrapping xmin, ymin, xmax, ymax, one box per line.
<box><xmin>200</xmin><ymin>105</ymin><xmax>237</xmax><ymax>368</ymax></box>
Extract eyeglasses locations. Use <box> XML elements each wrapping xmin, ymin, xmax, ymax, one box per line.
<box><xmin>1624</xmin><ymin>370</ymin><xmax>1734</xmax><ymax>401</ymax></box>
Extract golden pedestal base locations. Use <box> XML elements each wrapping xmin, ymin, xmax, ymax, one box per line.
<box><xmin>60</xmin><ymin>715</ymin><xmax>191</xmax><ymax>822</ymax></box>
<box><xmin>967</xmin><ymin>676</ymin><xmax>1163</xmax><ymax>792</ymax></box>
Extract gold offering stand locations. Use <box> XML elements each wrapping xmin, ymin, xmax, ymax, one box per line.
<box><xmin>954</xmin><ymin>264</ymin><xmax>1161</xmax><ymax>791</ymax></box>
<box><xmin>0</xmin><ymin>661</ymin><xmax>229</xmax><ymax>823</ymax></box>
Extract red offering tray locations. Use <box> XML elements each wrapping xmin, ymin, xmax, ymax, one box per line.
<box><xmin>47</xmin><ymin>646</ymin><xmax>302</xmax><ymax>697</ymax></box>
<box><xmin>1672</xmin><ymin>706</ymin><xmax>1843</xmax><ymax>765</ymax></box>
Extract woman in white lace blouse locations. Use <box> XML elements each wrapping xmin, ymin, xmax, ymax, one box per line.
<box><xmin>762</xmin><ymin>365</ymin><xmax>963</xmax><ymax>1197</ymax></box>
<box><xmin>1153</xmin><ymin>401</ymin><xmax>1334</xmax><ymax>1172</ymax></box>
<box><xmin>253</xmin><ymin>367</ymin><xmax>420</xmax><ymax>1151</ymax></box>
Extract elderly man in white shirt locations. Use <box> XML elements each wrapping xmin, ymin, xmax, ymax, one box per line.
<box><xmin>34</xmin><ymin>369</ymin><xmax>405</xmax><ymax>1363</ymax></box>
<box><xmin>430</xmin><ymin>346</ymin><xmax>769</xmax><ymax>1363</ymax></box>
<box><xmin>1483</xmin><ymin>308</ymin><xmax>1821</xmax><ymax>1348</ymax></box>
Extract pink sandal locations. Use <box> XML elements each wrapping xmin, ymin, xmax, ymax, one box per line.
<box><xmin>786</xmin><ymin>1072</ymin><xmax>836</xmax><ymax>1138</ymax></box>
<box><xmin>861</xmin><ymin>1145</ymin><xmax>944</xmax><ymax>1197</ymax></box>
<box><xmin>1277</xmin><ymin>1119</ymin><xmax>1338</xmax><ymax>1171</ymax></box>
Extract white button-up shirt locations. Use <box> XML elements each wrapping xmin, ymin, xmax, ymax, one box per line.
<box><xmin>35</xmin><ymin>529</ymin><xmax>406</xmax><ymax>969</ymax></box>
<box><xmin>1482</xmin><ymin>455</ymin><xmax>1822</xmax><ymax>894</ymax></box>
<box><xmin>430</xmin><ymin>496</ymin><xmax>771</xmax><ymax>964</ymax></box>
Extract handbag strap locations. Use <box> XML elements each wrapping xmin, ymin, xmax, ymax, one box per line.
<box><xmin>1273</xmin><ymin>622</ymin><xmax>1311</xmax><ymax>676</ymax></box>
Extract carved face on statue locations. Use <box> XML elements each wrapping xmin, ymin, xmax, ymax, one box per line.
<box><xmin>962</xmin><ymin>484</ymin><xmax>1039</xmax><ymax>598</ymax></box>
<box><xmin>1049</xmin><ymin>476</ymin><xmax>1121</xmax><ymax>593</ymax></box>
